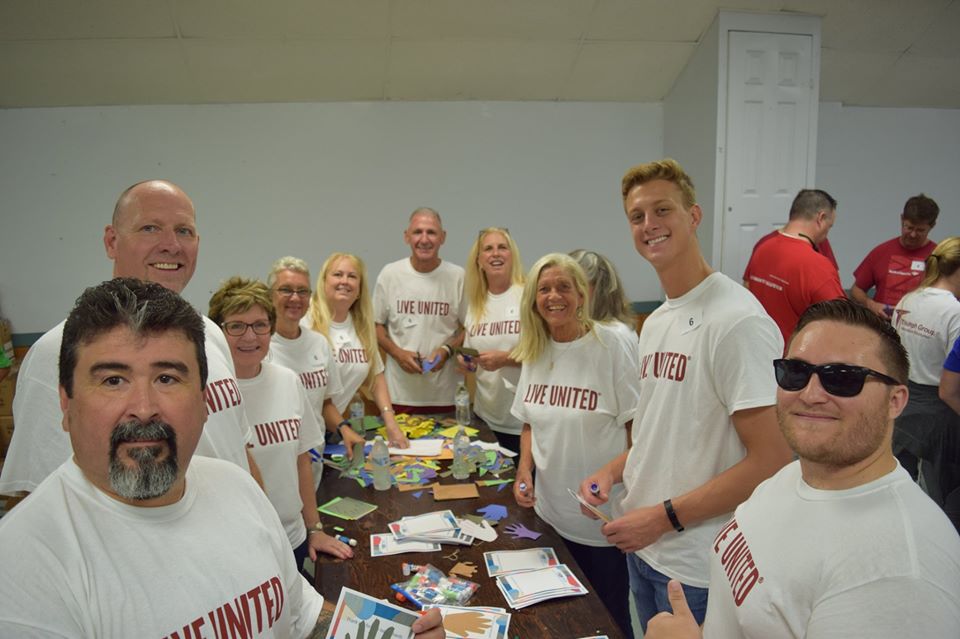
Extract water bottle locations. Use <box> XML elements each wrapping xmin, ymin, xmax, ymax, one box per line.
<box><xmin>452</xmin><ymin>426</ymin><xmax>471</xmax><ymax>480</ymax></box>
<box><xmin>455</xmin><ymin>382</ymin><xmax>471</xmax><ymax>426</ymax></box>
<box><xmin>370</xmin><ymin>435</ymin><xmax>391</xmax><ymax>490</ymax></box>
<box><xmin>349</xmin><ymin>395</ymin><xmax>365</xmax><ymax>435</ymax></box>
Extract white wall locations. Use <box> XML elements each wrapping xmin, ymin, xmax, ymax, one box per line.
<box><xmin>2</xmin><ymin>100</ymin><xmax>959</xmax><ymax>337</ymax></box>
<box><xmin>0</xmin><ymin>101</ymin><xmax>663</xmax><ymax>334</ymax></box>
<box><xmin>816</xmin><ymin>102</ymin><xmax>960</xmax><ymax>289</ymax></box>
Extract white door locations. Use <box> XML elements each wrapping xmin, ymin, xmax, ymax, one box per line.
<box><xmin>720</xmin><ymin>31</ymin><xmax>814</xmax><ymax>281</ymax></box>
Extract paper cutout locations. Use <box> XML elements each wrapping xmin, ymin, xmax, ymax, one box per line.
<box><xmin>421</xmin><ymin>354</ymin><xmax>442</xmax><ymax>372</ymax></box>
<box><xmin>476</xmin><ymin>504</ymin><xmax>508</xmax><ymax>521</ymax></box>
<box><xmin>437</xmin><ymin>425</ymin><xmax>480</xmax><ymax>438</ymax></box>
<box><xmin>475</xmin><ymin>479</ymin><xmax>513</xmax><ymax>487</ymax></box>
<box><xmin>449</xmin><ymin>561</ymin><xmax>479</xmax><ymax>578</ymax></box>
<box><xmin>433</xmin><ymin>483</ymin><xmax>480</xmax><ymax>501</ymax></box>
<box><xmin>503</xmin><ymin>523</ymin><xmax>542</xmax><ymax>540</ymax></box>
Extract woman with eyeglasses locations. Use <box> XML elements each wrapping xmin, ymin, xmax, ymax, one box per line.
<box><xmin>510</xmin><ymin>253</ymin><xmax>641</xmax><ymax>639</ymax></box>
<box><xmin>892</xmin><ymin>236</ymin><xmax>960</xmax><ymax>506</ymax></box>
<box><xmin>265</xmin><ymin>257</ymin><xmax>368</xmax><ymax>461</ymax></box>
<box><xmin>458</xmin><ymin>228</ymin><xmax>525</xmax><ymax>453</ymax></box>
<box><xmin>209</xmin><ymin>277</ymin><xmax>354</xmax><ymax>574</ymax></box>
<box><xmin>307</xmin><ymin>253</ymin><xmax>409</xmax><ymax>449</ymax></box>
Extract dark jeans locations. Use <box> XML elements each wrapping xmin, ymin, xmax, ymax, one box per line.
<box><xmin>563</xmin><ymin>539</ymin><xmax>634</xmax><ymax>639</ymax></box>
<box><xmin>293</xmin><ymin>538</ymin><xmax>309</xmax><ymax>579</ymax></box>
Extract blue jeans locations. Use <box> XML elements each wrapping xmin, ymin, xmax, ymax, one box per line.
<box><xmin>627</xmin><ymin>554</ymin><xmax>708</xmax><ymax>633</ymax></box>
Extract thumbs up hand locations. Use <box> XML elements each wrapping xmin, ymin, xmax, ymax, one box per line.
<box><xmin>645</xmin><ymin>580</ymin><xmax>703</xmax><ymax>639</ymax></box>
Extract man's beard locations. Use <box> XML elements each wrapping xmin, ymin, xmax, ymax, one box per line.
<box><xmin>108</xmin><ymin>419</ymin><xmax>178</xmax><ymax>500</ymax></box>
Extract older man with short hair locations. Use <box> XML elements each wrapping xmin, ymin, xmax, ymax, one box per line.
<box><xmin>374</xmin><ymin>207</ymin><xmax>466</xmax><ymax>414</ymax></box>
<box><xmin>0</xmin><ymin>278</ymin><xmax>444</xmax><ymax>637</ymax></box>
<box><xmin>0</xmin><ymin>180</ymin><xmax>259</xmax><ymax>496</ymax></box>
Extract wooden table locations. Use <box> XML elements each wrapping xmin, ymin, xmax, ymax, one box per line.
<box><xmin>313</xmin><ymin>422</ymin><xmax>625</xmax><ymax>638</ymax></box>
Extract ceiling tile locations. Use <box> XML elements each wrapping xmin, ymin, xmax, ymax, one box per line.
<box><xmin>909</xmin><ymin>0</ymin><xmax>960</xmax><ymax>57</ymax></box>
<box><xmin>179</xmin><ymin>39</ymin><xmax>387</xmax><ymax>102</ymax></box>
<box><xmin>586</xmin><ymin>0</ymin><xmax>784</xmax><ymax>42</ymax></box>
<box><xmin>0</xmin><ymin>40</ymin><xmax>188</xmax><ymax>107</ymax></box>
<box><xmin>0</xmin><ymin>0</ymin><xmax>175</xmax><ymax>40</ymax></box>
<box><xmin>387</xmin><ymin>39</ymin><xmax>578</xmax><ymax>100</ymax></box>
<box><xmin>862</xmin><ymin>54</ymin><xmax>960</xmax><ymax>108</ymax></box>
<box><xmin>786</xmin><ymin>0</ymin><xmax>950</xmax><ymax>53</ymax></box>
<box><xmin>563</xmin><ymin>41</ymin><xmax>695</xmax><ymax>100</ymax></box>
<box><xmin>390</xmin><ymin>0</ymin><xmax>593</xmax><ymax>39</ymax></box>
<box><xmin>818</xmin><ymin>47</ymin><xmax>899</xmax><ymax>106</ymax></box>
<box><xmin>176</xmin><ymin>0</ymin><xmax>390</xmax><ymax>39</ymax></box>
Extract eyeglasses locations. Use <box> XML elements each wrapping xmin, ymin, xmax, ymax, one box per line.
<box><xmin>275</xmin><ymin>287</ymin><xmax>311</xmax><ymax>298</ymax></box>
<box><xmin>773</xmin><ymin>359</ymin><xmax>900</xmax><ymax>397</ymax></box>
<box><xmin>222</xmin><ymin>321</ymin><xmax>272</xmax><ymax>336</ymax></box>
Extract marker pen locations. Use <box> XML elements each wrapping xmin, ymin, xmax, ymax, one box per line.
<box><xmin>335</xmin><ymin>535</ymin><xmax>358</xmax><ymax>547</ymax></box>
<box><xmin>518</xmin><ymin>481</ymin><xmax>528</xmax><ymax>492</ymax></box>
<box><xmin>589</xmin><ymin>482</ymin><xmax>600</xmax><ymax>495</ymax></box>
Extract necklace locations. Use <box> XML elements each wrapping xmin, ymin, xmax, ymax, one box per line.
<box><xmin>549</xmin><ymin>328</ymin><xmax>583</xmax><ymax>371</ymax></box>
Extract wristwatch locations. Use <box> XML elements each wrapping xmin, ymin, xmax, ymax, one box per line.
<box><xmin>308</xmin><ymin>522</ymin><xmax>324</xmax><ymax>536</ymax></box>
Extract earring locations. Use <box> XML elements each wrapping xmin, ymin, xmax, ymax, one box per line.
<box><xmin>576</xmin><ymin>306</ymin><xmax>583</xmax><ymax>318</ymax></box>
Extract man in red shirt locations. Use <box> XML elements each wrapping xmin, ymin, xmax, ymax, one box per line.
<box><xmin>851</xmin><ymin>194</ymin><xmax>939</xmax><ymax>318</ymax></box>
<box><xmin>744</xmin><ymin>189</ymin><xmax>846</xmax><ymax>345</ymax></box>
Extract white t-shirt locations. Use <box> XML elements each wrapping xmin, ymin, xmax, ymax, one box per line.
<box><xmin>238</xmin><ymin>362</ymin><xmax>325</xmax><ymax>549</ymax></box>
<box><xmin>894</xmin><ymin>287</ymin><xmax>960</xmax><ymax>385</ymax></box>
<box><xmin>327</xmin><ymin>315</ymin><xmax>385</xmax><ymax>415</ymax></box>
<box><xmin>0</xmin><ymin>316</ymin><xmax>251</xmax><ymax>495</ymax></box>
<box><xmin>615</xmin><ymin>272</ymin><xmax>782</xmax><ymax>587</ymax></box>
<box><xmin>373</xmin><ymin>258</ymin><xmax>466</xmax><ymax>406</ymax></box>
<box><xmin>603</xmin><ymin>319</ymin><xmax>640</xmax><ymax>369</ymax></box>
<box><xmin>511</xmin><ymin>323</ymin><xmax>641</xmax><ymax>546</ymax></box>
<box><xmin>268</xmin><ymin>327</ymin><xmax>343</xmax><ymax>421</ymax></box>
<box><xmin>464</xmin><ymin>285</ymin><xmax>523</xmax><ymax>435</ymax></box>
<box><xmin>0</xmin><ymin>457</ymin><xmax>324</xmax><ymax>637</ymax></box>
<box><xmin>702</xmin><ymin>461</ymin><xmax>960</xmax><ymax>638</ymax></box>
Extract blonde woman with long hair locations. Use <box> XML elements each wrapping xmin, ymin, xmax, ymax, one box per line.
<box><xmin>509</xmin><ymin>253</ymin><xmax>641</xmax><ymax>638</ymax></box>
<box><xmin>893</xmin><ymin>236</ymin><xmax>960</xmax><ymax>505</ymax></box>
<box><xmin>459</xmin><ymin>228</ymin><xmax>525</xmax><ymax>452</ymax></box>
<box><xmin>307</xmin><ymin>253</ymin><xmax>409</xmax><ymax>449</ymax></box>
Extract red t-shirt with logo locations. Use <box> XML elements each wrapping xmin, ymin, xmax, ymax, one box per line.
<box><xmin>744</xmin><ymin>232</ymin><xmax>846</xmax><ymax>344</ymax></box>
<box><xmin>853</xmin><ymin>237</ymin><xmax>936</xmax><ymax>306</ymax></box>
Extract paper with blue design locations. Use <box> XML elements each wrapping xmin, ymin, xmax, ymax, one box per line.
<box><xmin>326</xmin><ymin>587</ymin><xmax>420</xmax><ymax>639</ymax></box>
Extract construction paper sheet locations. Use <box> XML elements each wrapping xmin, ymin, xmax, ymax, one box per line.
<box><xmin>433</xmin><ymin>483</ymin><xmax>480</xmax><ymax>501</ymax></box>
<box><xmin>317</xmin><ymin>496</ymin><xmax>378</xmax><ymax>520</ymax></box>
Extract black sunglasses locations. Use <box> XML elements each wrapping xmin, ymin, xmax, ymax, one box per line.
<box><xmin>773</xmin><ymin>359</ymin><xmax>901</xmax><ymax>397</ymax></box>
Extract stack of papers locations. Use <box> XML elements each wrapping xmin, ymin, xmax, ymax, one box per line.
<box><xmin>495</xmin><ymin>564</ymin><xmax>588</xmax><ymax>609</ymax></box>
<box><xmin>483</xmin><ymin>548</ymin><xmax>559</xmax><ymax>577</ymax></box>
<box><xmin>370</xmin><ymin>533</ymin><xmax>441</xmax><ymax>557</ymax></box>
<box><xmin>388</xmin><ymin>510</ymin><xmax>475</xmax><ymax>546</ymax></box>
<box><xmin>483</xmin><ymin>548</ymin><xmax>587</xmax><ymax>609</ymax></box>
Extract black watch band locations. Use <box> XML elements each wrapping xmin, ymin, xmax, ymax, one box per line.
<box><xmin>664</xmin><ymin>498</ymin><xmax>684</xmax><ymax>532</ymax></box>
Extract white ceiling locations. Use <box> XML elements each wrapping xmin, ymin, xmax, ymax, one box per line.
<box><xmin>1</xmin><ymin>0</ymin><xmax>958</xmax><ymax>109</ymax></box>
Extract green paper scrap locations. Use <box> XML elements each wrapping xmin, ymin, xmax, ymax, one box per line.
<box><xmin>336</xmin><ymin>442</ymin><xmax>366</xmax><ymax>478</ymax></box>
<box><xmin>363</xmin><ymin>415</ymin><xmax>382</xmax><ymax>431</ymax></box>
<box><xmin>334</xmin><ymin>526</ymin><xmax>345</xmax><ymax>532</ymax></box>
<box><xmin>317</xmin><ymin>496</ymin><xmax>378</xmax><ymax>520</ymax></box>
<box><xmin>478</xmin><ymin>467</ymin><xmax>488</xmax><ymax>477</ymax></box>
<box><xmin>477</xmin><ymin>478</ymin><xmax>513</xmax><ymax>487</ymax></box>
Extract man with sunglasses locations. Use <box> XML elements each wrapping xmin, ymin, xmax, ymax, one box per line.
<box><xmin>0</xmin><ymin>180</ymin><xmax>261</xmax><ymax>497</ymax></box>
<box><xmin>647</xmin><ymin>299</ymin><xmax>960</xmax><ymax>638</ymax></box>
